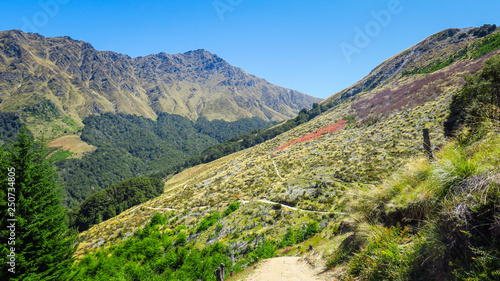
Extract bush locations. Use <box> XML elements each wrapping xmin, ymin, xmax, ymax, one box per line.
<box><xmin>247</xmin><ymin>240</ymin><xmax>276</xmax><ymax>264</ymax></box>
<box><xmin>279</xmin><ymin>221</ymin><xmax>321</xmax><ymax>247</ymax></box>
<box><xmin>150</xmin><ymin>212</ymin><xmax>167</xmax><ymax>226</ymax></box>
<box><xmin>196</xmin><ymin>212</ymin><xmax>221</xmax><ymax>233</ymax></box>
<box><xmin>174</xmin><ymin>232</ymin><xmax>187</xmax><ymax>247</ymax></box>
<box><xmin>223</xmin><ymin>202</ymin><xmax>240</xmax><ymax>217</ymax></box>
<box><xmin>445</xmin><ymin>54</ymin><xmax>500</xmax><ymax>136</ymax></box>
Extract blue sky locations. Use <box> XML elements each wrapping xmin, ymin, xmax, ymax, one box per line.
<box><xmin>1</xmin><ymin>0</ymin><xmax>498</xmax><ymax>99</ymax></box>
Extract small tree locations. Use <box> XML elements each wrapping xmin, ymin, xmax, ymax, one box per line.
<box><xmin>0</xmin><ymin>128</ymin><xmax>75</xmax><ymax>280</ymax></box>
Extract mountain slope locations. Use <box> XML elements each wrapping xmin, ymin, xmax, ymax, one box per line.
<box><xmin>71</xmin><ymin>26</ymin><xmax>500</xmax><ymax>279</ymax></box>
<box><xmin>0</xmin><ymin>30</ymin><xmax>321</xmax><ymax>138</ymax></box>
<box><xmin>325</xmin><ymin>24</ymin><xmax>498</xmax><ymax>103</ymax></box>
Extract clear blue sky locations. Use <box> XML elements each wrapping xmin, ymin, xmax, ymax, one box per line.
<box><xmin>1</xmin><ymin>0</ymin><xmax>498</xmax><ymax>99</ymax></box>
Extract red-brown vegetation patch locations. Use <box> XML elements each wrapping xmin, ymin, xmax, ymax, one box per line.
<box><xmin>352</xmin><ymin>51</ymin><xmax>500</xmax><ymax>119</ymax></box>
<box><xmin>275</xmin><ymin>120</ymin><xmax>348</xmax><ymax>151</ymax></box>
<box><xmin>352</xmin><ymin>72</ymin><xmax>447</xmax><ymax>118</ymax></box>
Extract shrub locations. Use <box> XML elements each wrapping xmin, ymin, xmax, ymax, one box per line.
<box><xmin>150</xmin><ymin>212</ymin><xmax>166</xmax><ymax>226</ymax></box>
<box><xmin>279</xmin><ymin>221</ymin><xmax>321</xmax><ymax>247</ymax></box>
<box><xmin>247</xmin><ymin>240</ymin><xmax>276</xmax><ymax>264</ymax></box>
<box><xmin>196</xmin><ymin>212</ymin><xmax>221</xmax><ymax>233</ymax></box>
<box><xmin>174</xmin><ymin>232</ymin><xmax>187</xmax><ymax>247</ymax></box>
<box><xmin>445</xmin><ymin>54</ymin><xmax>500</xmax><ymax>136</ymax></box>
<box><xmin>223</xmin><ymin>202</ymin><xmax>240</xmax><ymax>217</ymax></box>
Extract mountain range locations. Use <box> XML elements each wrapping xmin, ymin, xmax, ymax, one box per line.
<box><xmin>0</xmin><ymin>29</ymin><xmax>320</xmax><ymax>139</ymax></box>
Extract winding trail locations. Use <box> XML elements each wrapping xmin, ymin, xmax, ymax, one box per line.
<box><xmin>242</xmin><ymin>257</ymin><xmax>326</xmax><ymax>281</ymax></box>
<box><xmin>269</xmin><ymin>155</ymin><xmax>284</xmax><ymax>180</ymax></box>
<box><xmin>257</xmin><ymin>199</ymin><xmax>346</xmax><ymax>215</ymax></box>
<box><xmin>125</xmin><ymin>199</ymin><xmax>343</xmax><ymax>217</ymax></box>
<box><xmin>145</xmin><ymin>207</ymin><xmax>177</xmax><ymax>211</ymax></box>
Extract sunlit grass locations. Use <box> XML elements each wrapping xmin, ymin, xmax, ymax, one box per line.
<box><xmin>324</xmin><ymin>129</ymin><xmax>500</xmax><ymax>280</ymax></box>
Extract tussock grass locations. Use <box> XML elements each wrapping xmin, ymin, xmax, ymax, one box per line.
<box><xmin>347</xmin><ymin>225</ymin><xmax>425</xmax><ymax>281</ymax></box>
<box><xmin>326</xmin><ymin>130</ymin><xmax>500</xmax><ymax>280</ymax></box>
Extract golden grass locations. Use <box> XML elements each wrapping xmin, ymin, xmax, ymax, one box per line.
<box><xmin>49</xmin><ymin>135</ymin><xmax>97</xmax><ymax>158</ymax></box>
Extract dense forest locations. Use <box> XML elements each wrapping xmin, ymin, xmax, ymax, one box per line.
<box><xmin>69</xmin><ymin>176</ymin><xmax>164</xmax><ymax>232</ymax></box>
<box><xmin>0</xmin><ymin>112</ymin><xmax>25</xmax><ymax>142</ymax></box>
<box><xmin>56</xmin><ymin>113</ymin><xmax>273</xmax><ymax>207</ymax></box>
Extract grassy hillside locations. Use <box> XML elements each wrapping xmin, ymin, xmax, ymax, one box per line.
<box><xmin>324</xmin><ymin>25</ymin><xmax>499</xmax><ymax>105</ymax></box>
<box><xmin>69</xmin><ymin>27</ymin><xmax>500</xmax><ymax>280</ymax></box>
<box><xmin>48</xmin><ymin>135</ymin><xmax>97</xmax><ymax>159</ymax></box>
<box><xmin>321</xmin><ymin>129</ymin><xmax>500</xmax><ymax>280</ymax></box>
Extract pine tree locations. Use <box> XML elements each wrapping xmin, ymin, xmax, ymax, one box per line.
<box><xmin>0</xmin><ymin>128</ymin><xmax>75</xmax><ymax>280</ymax></box>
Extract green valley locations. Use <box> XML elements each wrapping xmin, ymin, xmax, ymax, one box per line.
<box><xmin>55</xmin><ymin>113</ymin><xmax>274</xmax><ymax>207</ymax></box>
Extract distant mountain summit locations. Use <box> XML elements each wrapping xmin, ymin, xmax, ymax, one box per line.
<box><xmin>0</xmin><ymin>30</ymin><xmax>321</xmax><ymax>136</ymax></box>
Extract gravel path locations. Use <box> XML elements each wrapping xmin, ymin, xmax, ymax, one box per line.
<box><xmin>242</xmin><ymin>257</ymin><xmax>326</xmax><ymax>281</ymax></box>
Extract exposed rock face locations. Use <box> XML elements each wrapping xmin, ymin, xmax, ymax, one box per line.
<box><xmin>0</xmin><ymin>30</ymin><xmax>321</xmax><ymax>126</ymax></box>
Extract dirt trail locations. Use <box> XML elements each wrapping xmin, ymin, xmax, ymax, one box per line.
<box><xmin>257</xmin><ymin>199</ymin><xmax>345</xmax><ymax>215</ymax></box>
<box><xmin>242</xmin><ymin>257</ymin><xmax>326</xmax><ymax>281</ymax></box>
<box><xmin>269</xmin><ymin>155</ymin><xmax>284</xmax><ymax>180</ymax></box>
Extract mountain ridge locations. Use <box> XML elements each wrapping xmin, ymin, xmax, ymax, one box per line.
<box><xmin>325</xmin><ymin>25</ymin><xmax>498</xmax><ymax>104</ymax></box>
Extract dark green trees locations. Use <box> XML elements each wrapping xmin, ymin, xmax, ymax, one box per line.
<box><xmin>0</xmin><ymin>112</ymin><xmax>24</xmax><ymax>143</ymax></box>
<box><xmin>70</xmin><ymin>176</ymin><xmax>164</xmax><ymax>232</ymax></box>
<box><xmin>57</xmin><ymin>112</ymin><xmax>273</xmax><ymax>207</ymax></box>
<box><xmin>0</xmin><ymin>129</ymin><xmax>75</xmax><ymax>280</ymax></box>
